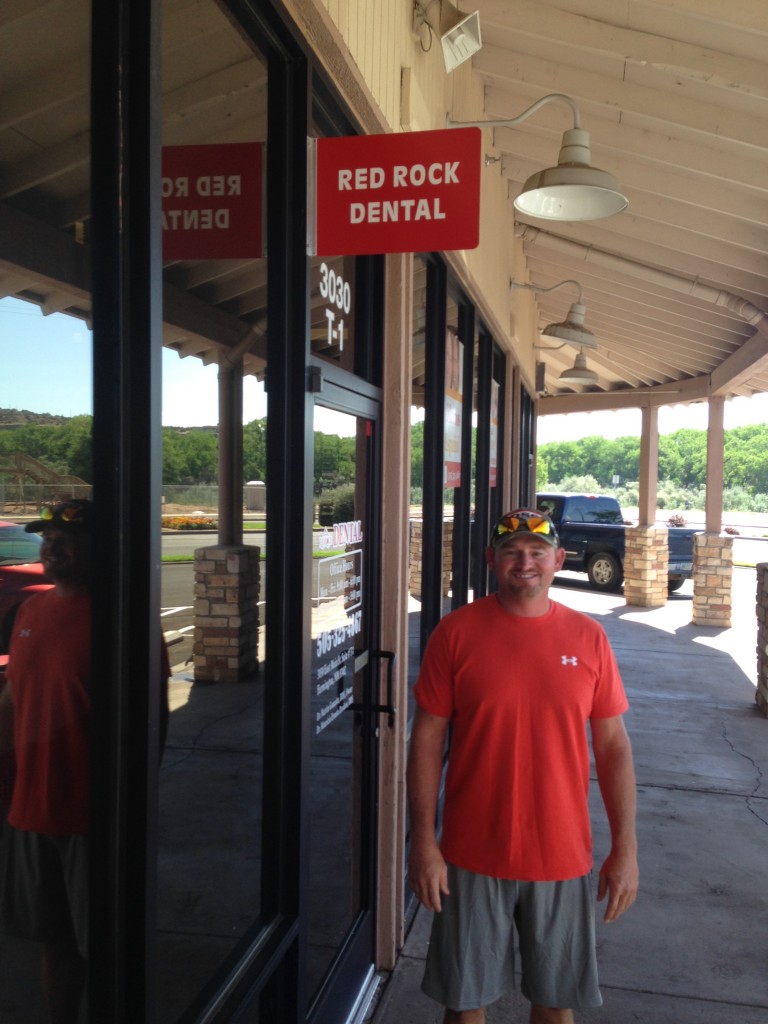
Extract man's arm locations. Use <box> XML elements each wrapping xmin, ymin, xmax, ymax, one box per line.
<box><xmin>591</xmin><ymin>714</ymin><xmax>639</xmax><ymax>922</ymax></box>
<box><xmin>407</xmin><ymin>707</ymin><xmax>451</xmax><ymax>912</ymax></box>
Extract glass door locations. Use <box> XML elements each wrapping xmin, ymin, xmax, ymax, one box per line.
<box><xmin>307</xmin><ymin>387</ymin><xmax>381</xmax><ymax>1024</ymax></box>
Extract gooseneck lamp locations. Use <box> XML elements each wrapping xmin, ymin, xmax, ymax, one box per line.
<box><xmin>511</xmin><ymin>279</ymin><xmax>598</xmax><ymax>350</ymax></box>
<box><xmin>448</xmin><ymin>94</ymin><xmax>627</xmax><ymax>222</ymax></box>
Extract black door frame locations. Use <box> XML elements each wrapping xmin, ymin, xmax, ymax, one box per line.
<box><xmin>306</xmin><ymin>366</ymin><xmax>383</xmax><ymax>1024</ymax></box>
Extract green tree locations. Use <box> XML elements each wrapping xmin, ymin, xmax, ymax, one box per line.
<box><xmin>313</xmin><ymin>431</ymin><xmax>355</xmax><ymax>489</ymax></box>
<box><xmin>243</xmin><ymin>417</ymin><xmax>267</xmax><ymax>481</ymax></box>
<box><xmin>410</xmin><ymin>421</ymin><xmax>424</xmax><ymax>490</ymax></box>
<box><xmin>161</xmin><ymin>428</ymin><xmax>218</xmax><ymax>484</ymax></box>
<box><xmin>611</xmin><ymin>436</ymin><xmax>639</xmax><ymax>485</ymax></box>
<box><xmin>667</xmin><ymin>428</ymin><xmax>707</xmax><ymax>488</ymax></box>
<box><xmin>162</xmin><ymin>429</ymin><xmax>187</xmax><ymax>484</ymax></box>
<box><xmin>538</xmin><ymin>439</ymin><xmax>585</xmax><ymax>484</ymax></box>
<box><xmin>724</xmin><ymin>424</ymin><xmax>768</xmax><ymax>494</ymax></box>
<box><xmin>62</xmin><ymin>415</ymin><xmax>93</xmax><ymax>480</ymax></box>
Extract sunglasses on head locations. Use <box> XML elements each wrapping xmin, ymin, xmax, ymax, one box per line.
<box><xmin>493</xmin><ymin>512</ymin><xmax>554</xmax><ymax>539</ymax></box>
<box><xmin>40</xmin><ymin>502</ymin><xmax>88</xmax><ymax>524</ymax></box>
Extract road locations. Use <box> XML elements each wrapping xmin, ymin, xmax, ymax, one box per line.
<box><xmin>161</xmin><ymin>562</ymin><xmax>196</xmax><ymax>671</ymax></box>
<box><xmin>162</xmin><ymin>529</ymin><xmax>263</xmax><ymax>560</ymax></box>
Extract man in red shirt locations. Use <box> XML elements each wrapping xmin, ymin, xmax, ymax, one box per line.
<box><xmin>0</xmin><ymin>500</ymin><xmax>169</xmax><ymax>1024</ymax></box>
<box><xmin>407</xmin><ymin>509</ymin><xmax>638</xmax><ymax>1024</ymax></box>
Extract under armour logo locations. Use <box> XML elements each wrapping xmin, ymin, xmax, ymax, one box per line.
<box><xmin>19</xmin><ymin>628</ymin><xmax>32</xmax><ymax>638</ymax></box>
<box><xmin>561</xmin><ymin>655</ymin><xmax>578</xmax><ymax>666</ymax></box>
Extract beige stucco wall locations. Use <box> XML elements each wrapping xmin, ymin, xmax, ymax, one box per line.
<box><xmin>286</xmin><ymin>0</ymin><xmax>534</xmax><ymax>382</ymax></box>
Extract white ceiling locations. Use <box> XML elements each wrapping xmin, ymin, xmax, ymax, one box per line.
<box><xmin>468</xmin><ymin>0</ymin><xmax>768</xmax><ymax>412</ymax></box>
<box><xmin>0</xmin><ymin>0</ymin><xmax>767</xmax><ymax>416</ymax></box>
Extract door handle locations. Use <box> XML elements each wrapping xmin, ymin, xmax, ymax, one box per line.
<box><xmin>370</xmin><ymin>649</ymin><xmax>396</xmax><ymax>728</ymax></box>
<box><xmin>349</xmin><ymin>649</ymin><xmax>396</xmax><ymax>727</ymax></box>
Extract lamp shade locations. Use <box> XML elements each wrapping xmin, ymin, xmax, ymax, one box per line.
<box><xmin>514</xmin><ymin>128</ymin><xmax>627</xmax><ymax>221</ymax></box>
<box><xmin>541</xmin><ymin>301</ymin><xmax>598</xmax><ymax>349</ymax></box>
<box><xmin>558</xmin><ymin>351</ymin><xmax>598</xmax><ymax>386</ymax></box>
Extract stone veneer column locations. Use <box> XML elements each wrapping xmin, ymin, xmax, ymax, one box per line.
<box><xmin>409</xmin><ymin>520</ymin><xmax>423</xmax><ymax>597</ymax></box>
<box><xmin>408</xmin><ymin>520</ymin><xmax>452</xmax><ymax>597</ymax></box>
<box><xmin>624</xmin><ymin>524</ymin><xmax>669</xmax><ymax>607</ymax></box>
<box><xmin>193</xmin><ymin>545</ymin><xmax>260</xmax><ymax>683</ymax></box>
<box><xmin>691</xmin><ymin>533</ymin><xmax>733</xmax><ymax>628</ymax></box>
<box><xmin>442</xmin><ymin>521</ymin><xmax>453</xmax><ymax>596</ymax></box>
<box><xmin>757</xmin><ymin>563</ymin><xmax>768</xmax><ymax>717</ymax></box>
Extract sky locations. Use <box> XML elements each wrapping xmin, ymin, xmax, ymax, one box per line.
<box><xmin>2</xmin><ymin>295</ymin><xmax>768</xmax><ymax>438</ymax></box>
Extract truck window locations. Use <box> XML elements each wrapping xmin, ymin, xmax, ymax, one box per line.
<box><xmin>566</xmin><ymin>497</ymin><xmax>623</xmax><ymax>524</ymax></box>
<box><xmin>537</xmin><ymin>497</ymin><xmax>564</xmax><ymax>522</ymax></box>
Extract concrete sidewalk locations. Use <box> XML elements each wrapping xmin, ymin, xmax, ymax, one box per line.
<box><xmin>368</xmin><ymin>567</ymin><xmax>768</xmax><ymax>1024</ymax></box>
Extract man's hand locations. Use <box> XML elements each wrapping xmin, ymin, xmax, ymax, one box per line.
<box><xmin>406</xmin><ymin>708</ymin><xmax>452</xmax><ymax>911</ymax></box>
<box><xmin>409</xmin><ymin>841</ymin><xmax>450</xmax><ymax>912</ymax></box>
<box><xmin>591</xmin><ymin>715</ymin><xmax>638</xmax><ymax>923</ymax></box>
<box><xmin>597</xmin><ymin>847</ymin><xmax>639</xmax><ymax>922</ymax></box>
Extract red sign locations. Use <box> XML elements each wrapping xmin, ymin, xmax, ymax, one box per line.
<box><xmin>161</xmin><ymin>143</ymin><xmax>263</xmax><ymax>259</ymax></box>
<box><xmin>313</xmin><ymin>128</ymin><xmax>481</xmax><ymax>256</ymax></box>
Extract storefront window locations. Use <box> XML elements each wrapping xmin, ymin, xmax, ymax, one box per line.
<box><xmin>0</xmin><ymin>0</ymin><xmax>93</xmax><ymax>1015</ymax></box>
<box><xmin>0</xmin><ymin>299</ymin><xmax>94</xmax><ymax>1023</ymax></box>
<box><xmin>409</xmin><ymin>255</ymin><xmax>428</xmax><ymax>684</ymax></box>
<box><xmin>155</xmin><ymin>2</ymin><xmax>268</xmax><ymax>1017</ymax></box>
<box><xmin>442</xmin><ymin>304</ymin><xmax>461</xmax><ymax>612</ymax></box>
<box><xmin>308</xmin><ymin>406</ymin><xmax>371</xmax><ymax>999</ymax></box>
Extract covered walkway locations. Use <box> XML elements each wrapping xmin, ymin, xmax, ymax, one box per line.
<box><xmin>369</xmin><ymin>566</ymin><xmax>768</xmax><ymax>1024</ymax></box>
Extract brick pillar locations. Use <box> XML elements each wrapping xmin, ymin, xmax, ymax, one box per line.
<box><xmin>408</xmin><ymin>520</ymin><xmax>452</xmax><ymax>597</ymax></box>
<box><xmin>624</xmin><ymin>524</ymin><xmax>669</xmax><ymax>608</ymax></box>
<box><xmin>442</xmin><ymin>521</ymin><xmax>453</xmax><ymax>596</ymax></box>
<box><xmin>193</xmin><ymin>545</ymin><xmax>260</xmax><ymax>683</ymax></box>
<box><xmin>409</xmin><ymin>520</ymin><xmax>423</xmax><ymax>598</ymax></box>
<box><xmin>691</xmin><ymin>533</ymin><xmax>733</xmax><ymax>628</ymax></box>
<box><xmin>757</xmin><ymin>563</ymin><xmax>768</xmax><ymax>717</ymax></box>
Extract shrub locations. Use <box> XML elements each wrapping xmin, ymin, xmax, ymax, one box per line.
<box><xmin>162</xmin><ymin>515</ymin><xmax>217</xmax><ymax>530</ymax></box>
<box><xmin>722</xmin><ymin>486</ymin><xmax>752</xmax><ymax>511</ymax></box>
<box><xmin>615</xmin><ymin>483</ymin><xmax>639</xmax><ymax>508</ymax></box>
<box><xmin>666</xmin><ymin>512</ymin><xmax>688</xmax><ymax>527</ymax></box>
<box><xmin>317</xmin><ymin>485</ymin><xmax>356</xmax><ymax>525</ymax></box>
<box><xmin>556</xmin><ymin>474</ymin><xmax>603</xmax><ymax>494</ymax></box>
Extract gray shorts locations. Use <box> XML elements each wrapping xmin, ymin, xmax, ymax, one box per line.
<box><xmin>0</xmin><ymin>822</ymin><xmax>88</xmax><ymax>956</ymax></box>
<box><xmin>422</xmin><ymin>863</ymin><xmax>602</xmax><ymax>1012</ymax></box>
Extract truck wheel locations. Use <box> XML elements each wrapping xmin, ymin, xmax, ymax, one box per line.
<box><xmin>587</xmin><ymin>552</ymin><xmax>623</xmax><ymax>591</ymax></box>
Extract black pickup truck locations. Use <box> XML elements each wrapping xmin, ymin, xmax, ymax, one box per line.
<box><xmin>536</xmin><ymin>492</ymin><xmax>696</xmax><ymax>592</ymax></box>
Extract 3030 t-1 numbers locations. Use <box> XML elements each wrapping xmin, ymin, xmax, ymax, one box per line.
<box><xmin>319</xmin><ymin>262</ymin><xmax>351</xmax><ymax>314</ymax></box>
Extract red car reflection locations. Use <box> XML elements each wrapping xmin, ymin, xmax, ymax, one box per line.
<box><xmin>0</xmin><ymin>520</ymin><xmax>52</xmax><ymax>655</ymax></box>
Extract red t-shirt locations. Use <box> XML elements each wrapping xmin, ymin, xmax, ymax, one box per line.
<box><xmin>414</xmin><ymin>595</ymin><xmax>628</xmax><ymax>881</ymax></box>
<box><xmin>8</xmin><ymin>588</ymin><xmax>91</xmax><ymax>834</ymax></box>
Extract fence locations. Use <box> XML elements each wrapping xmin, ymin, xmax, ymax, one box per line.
<box><xmin>0</xmin><ymin>484</ymin><xmax>228</xmax><ymax>515</ymax></box>
<box><xmin>161</xmin><ymin>485</ymin><xmax>220</xmax><ymax>509</ymax></box>
<box><xmin>0</xmin><ymin>482</ymin><xmax>93</xmax><ymax>513</ymax></box>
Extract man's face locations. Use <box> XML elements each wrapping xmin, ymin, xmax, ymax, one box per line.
<box><xmin>40</xmin><ymin>527</ymin><xmax>91</xmax><ymax>587</ymax></box>
<box><xmin>486</xmin><ymin>534</ymin><xmax>565</xmax><ymax>605</ymax></box>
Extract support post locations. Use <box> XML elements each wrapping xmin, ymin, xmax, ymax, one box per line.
<box><xmin>625</xmin><ymin>406</ymin><xmax>668</xmax><ymax>607</ymax></box>
<box><xmin>637</xmin><ymin>405</ymin><xmax>659</xmax><ymax>527</ymax></box>
<box><xmin>757</xmin><ymin>563</ymin><xmax>768</xmax><ymax>717</ymax></box>
<box><xmin>692</xmin><ymin>397</ymin><xmax>733</xmax><ymax>627</ymax></box>
<box><xmin>218</xmin><ymin>360</ymin><xmax>244</xmax><ymax>547</ymax></box>
<box><xmin>704</xmin><ymin>397</ymin><xmax>725</xmax><ymax>534</ymax></box>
